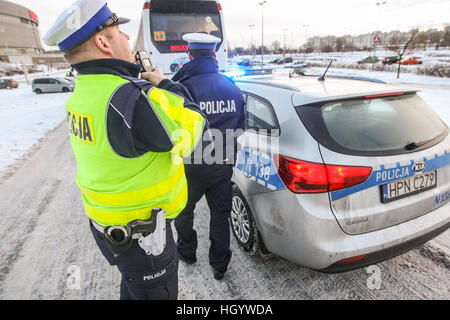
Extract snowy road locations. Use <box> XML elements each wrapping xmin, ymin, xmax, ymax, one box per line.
<box><xmin>0</xmin><ymin>76</ymin><xmax>449</xmax><ymax>300</ymax></box>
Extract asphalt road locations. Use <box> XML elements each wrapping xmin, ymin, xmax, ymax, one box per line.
<box><xmin>0</xmin><ymin>123</ymin><xmax>449</xmax><ymax>300</ymax></box>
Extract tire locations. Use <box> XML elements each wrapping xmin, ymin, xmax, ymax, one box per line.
<box><xmin>6</xmin><ymin>85</ymin><xmax>11</xmax><ymax>89</ymax></box>
<box><xmin>170</xmin><ymin>63</ymin><xmax>179</xmax><ymax>73</ymax></box>
<box><xmin>230</xmin><ymin>184</ymin><xmax>261</xmax><ymax>255</ymax></box>
<box><xmin>35</xmin><ymin>89</ymin><xmax>42</xmax><ymax>94</ymax></box>
<box><xmin>62</xmin><ymin>87</ymin><xmax>70</xmax><ymax>93</ymax></box>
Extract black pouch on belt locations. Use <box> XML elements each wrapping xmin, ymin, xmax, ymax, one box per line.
<box><xmin>103</xmin><ymin>209</ymin><xmax>160</xmax><ymax>256</ymax></box>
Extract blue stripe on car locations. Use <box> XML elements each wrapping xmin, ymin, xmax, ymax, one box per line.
<box><xmin>331</xmin><ymin>150</ymin><xmax>450</xmax><ymax>201</ymax></box>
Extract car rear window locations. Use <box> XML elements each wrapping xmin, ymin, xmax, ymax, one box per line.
<box><xmin>296</xmin><ymin>93</ymin><xmax>448</xmax><ymax>156</ymax></box>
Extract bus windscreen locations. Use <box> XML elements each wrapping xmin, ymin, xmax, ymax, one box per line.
<box><xmin>149</xmin><ymin>1</ymin><xmax>223</xmax><ymax>53</ymax></box>
<box><xmin>151</xmin><ymin>14</ymin><xmax>222</xmax><ymax>53</ymax></box>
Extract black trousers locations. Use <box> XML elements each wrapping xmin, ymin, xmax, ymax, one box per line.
<box><xmin>89</xmin><ymin>220</ymin><xmax>178</xmax><ymax>300</ymax></box>
<box><xmin>175</xmin><ymin>164</ymin><xmax>233</xmax><ymax>273</ymax></box>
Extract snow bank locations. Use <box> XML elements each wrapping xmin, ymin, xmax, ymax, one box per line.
<box><xmin>0</xmin><ymin>83</ymin><xmax>69</xmax><ymax>176</ymax></box>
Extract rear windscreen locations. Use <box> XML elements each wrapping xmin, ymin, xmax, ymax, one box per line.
<box><xmin>150</xmin><ymin>1</ymin><xmax>222</xmax><ymax>53</ymax></box>
<box><xmin>296</xmin><ymin>93</ymin><xmax>448</xmax><ymax>156</ymax></box>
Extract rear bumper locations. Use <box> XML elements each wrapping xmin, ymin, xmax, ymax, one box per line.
<box><xmin>319</xmin><ymin>221</ymin><xmax>449</xmax><ymax>273</ymax></box>
<box><xmin>244</xmin><ymin>187</ymin><xmax>450</xmax><ymax>271</ymax></box>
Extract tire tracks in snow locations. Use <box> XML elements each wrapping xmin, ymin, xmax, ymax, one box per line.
<box><xmin>0</xmin><ymin>178</ymin><xmax>61</xmax><ymax>295</ymax></box>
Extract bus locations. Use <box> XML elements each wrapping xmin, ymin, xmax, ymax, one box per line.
<box><xmin>135</xmin><ymin>0</ymin><xmax>228</xmax><ymax>74</ymax></box>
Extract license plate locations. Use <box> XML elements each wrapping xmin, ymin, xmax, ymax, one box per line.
<box><xmin>381</xmin><ymin>171</ymin><xmax>437</xmax><ymax>203</ymax></box>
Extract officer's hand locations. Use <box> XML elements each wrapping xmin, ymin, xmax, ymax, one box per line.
<box><xmin>141</xmin><ymin>68</ymin><xmax>165</xmax><ymax>86</ymax></box>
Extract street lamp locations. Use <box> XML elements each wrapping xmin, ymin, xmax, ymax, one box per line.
<box><xmin>249</xmin><ymin>24</ymin><xmax>255</xmax><ymax>63</ymax></box>
<box><xmin>282</xmin><ymin>28</ymin><xmax>288</xmax><ymax>52</ymax></box>
<box><xmin>374</xmin><ymin>1</ymin><xmax>387</xmax><ymax>60</ymax></box>
<box><xmin>259</xmin><ymin>1</ymin><xmax>267</xmax><ymax>70</ymax></box>
<box><xmin>375</xmin><ymin>2</ymin><xmax>387</xmax><ymax>36</ymax></box>
<box><xmin>302</xmin><ymin>24</ymin><xmax>310</xmax><ymax>60</ymax></box>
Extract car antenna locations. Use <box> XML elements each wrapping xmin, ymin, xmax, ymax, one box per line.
<box><xmin>318</xmin><ymin>60</ymin><xmax>333</xmax><ymax>82</ymax></box>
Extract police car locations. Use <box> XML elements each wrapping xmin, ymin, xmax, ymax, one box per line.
<box><xmin>231</xmin><ymin>74</ymin><xmax>450</xmax><ymax>272</ymax></box>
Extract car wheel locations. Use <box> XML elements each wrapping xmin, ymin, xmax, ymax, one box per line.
<box><xmin>170</xmin><ymin>63</ymin><xmax>179</xmax><ymax>73</ymax></box>
<box><xmin>6</xmin><ymin>85</ymin><xmax>12</xmax><ymax>89</ymax></box>
<box><xmin>35</xmin><ymin>89</ymin><xmax>42</xmax><ymax>94</ymax></box>
<box><xmin>230</xmin><ymin>184</ymin><xmax>260</xmax><ymax>255</ymax></box>
<box><xmin>62</xmin><ymin>87</ymin><xmax>70</xmax><ymax>93</ymax></box>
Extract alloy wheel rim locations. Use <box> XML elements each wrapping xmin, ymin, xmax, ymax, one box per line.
<box><xmin>231</xmin><ymin>196</ymin><xmax>251</xmax><ymax>244</ymax></box>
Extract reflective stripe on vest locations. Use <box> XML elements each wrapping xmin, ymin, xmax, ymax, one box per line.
<box><xmin>79</xmin><ymin>163</ymin><xmax>185</xmax><ymax>207</ymax></box>
<box><xmin>83</xmin><ymin>178</ymin><xmax>188</xmax><ymax>227</ymax></box>
<box><xmin>148</xmin><ymin>88</ymin><xmax>205</xmax><ymax>157</ymax></box>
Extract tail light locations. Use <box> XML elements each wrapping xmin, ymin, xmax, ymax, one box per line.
<box><xmin>277</xmin><ymin>155</ymin><xmax>372</xmax><ymax>194</ymax></box>
<box><xmin>8</xmin><ymin>81</ymin><xmax>14</xmax><ymax>85</ymax></box>
<box><xmin>217</xmin><ymin>2</ymin><xmax>222</xmax><ymax>10</ymax></box>
<box><xmin>143</xmin><ymin>2</ymin><xmax>151</xmax><ymax>10</ymax></box>
<box><xmin>364</xmin><ymin>92</ymin><xmax>405</xmax><ymax>99</ymax></box>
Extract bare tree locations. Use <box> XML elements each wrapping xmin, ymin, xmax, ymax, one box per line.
<box><xmin>271</xmin><ymin>40</ymin><xmax>281</xmax><ymax>52</ymax></box>
<box><xmin>384</xmin><ymin>29</ymin><xmax>419</xmax><ymax>79</ymax></box>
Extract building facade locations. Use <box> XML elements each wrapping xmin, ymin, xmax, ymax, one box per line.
<box><xmin>0</xmin><ymin>0</ymin><xmax>68</xmax><ymax>69</ymax></box>
<box><xmin>0</xmin><ymin>0</ymin><xmax>44</xmax><ymax>62</ymax></box>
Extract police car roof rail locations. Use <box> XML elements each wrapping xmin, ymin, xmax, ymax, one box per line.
<box><xmin>327</xmin><ymin>75</ymin><xmax>387</xmax><ymax>84</ymax></box>
<box><xmin>303</xmin><ymin>74</ymin><xmax>387</xmax><ymax>84</ymax></box>
<box><xmin>234</xmin><ymin>79</ymin><xmax>301</xmax><ymax>92</ymax></box>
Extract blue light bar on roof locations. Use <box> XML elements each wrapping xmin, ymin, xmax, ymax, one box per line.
<box><xmin>222</xmin><ymin>70</ymin><xmax>246</xmax><ymax>79</ymax></box>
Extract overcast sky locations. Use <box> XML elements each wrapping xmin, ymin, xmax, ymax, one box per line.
<box><xmin>6</xmin><ymin>0</ymin><xmax>450</xmax><ymax>49</ymax></box>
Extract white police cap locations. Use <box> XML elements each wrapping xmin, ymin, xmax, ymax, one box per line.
<box><xmin>43</xmin><ymin>0</ymin><xmax>130</xmax><ymax>52</ymax></box>
<box><xmin>182</xmin><ymin>33</ymin><xmax>221</xmax><ymax>50</ymax></box>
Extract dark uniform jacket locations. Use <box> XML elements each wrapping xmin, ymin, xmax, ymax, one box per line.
<box><xmin>72</xmin><ymin>58</ymin><xmax>204</xmax><ymax>158</ymax></box>
<box><xmin>172</xmin><ymin>56</ymin><xmax>246</xmax><ymax>165</ymax></box>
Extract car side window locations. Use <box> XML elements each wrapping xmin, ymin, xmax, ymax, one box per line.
<box><xmin>246</xmin><ymin>95</ymin><xmax>279</xmax><ymax>134</ymax></box>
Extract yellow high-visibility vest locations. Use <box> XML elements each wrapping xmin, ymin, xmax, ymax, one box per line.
<box><xmin>66</xmin><ymin>74</ymin><xmax>204</xmax><ymax>226</ymax></box>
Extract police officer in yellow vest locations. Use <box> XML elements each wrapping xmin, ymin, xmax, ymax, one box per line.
<box><xmin>44</xmin><ymin>0</ymin><xmax>205</xmax><ymax>300</ymax></box>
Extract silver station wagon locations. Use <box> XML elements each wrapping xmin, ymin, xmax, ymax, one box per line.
<box><xmin>32</xmin><ymin>77</ymin><xmax>74</xmax><ymax>94</ymax></box>
<box><xmin>230</xmin><ymin>74</ymin><xmax>450</xmax><ymax>272</ymax></box>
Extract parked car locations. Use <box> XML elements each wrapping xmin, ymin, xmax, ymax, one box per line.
<box><xmin>401</xmin><ymin>57</ymin><xmax>423</xmax><ymax>65</ymax></box>
<box><xmin>231</xmin><ymin>75</ymin><xmax>450</xmax><ymax>272</ymax></box>
<box><xmin>269</xmin><ymin>56</ymin><xmax>294</xmax><ymax>65</ymax></box>
<box><xmin>357</xmin><ymin>56</ymin><xmax>379</xmax><ymax>64</ymax></box>
<box><xmin>32</xmin><ymin>77</ymin><xmax>75</xmax><ymax>94</ymax></box>
<box><xmin>290</xmin><ymin>60</ymin><xmax>308</xmax><ymax>68</ymax></box>
<box><xmin>0</xmin><ymin>78</ymin><xmax>18</xmax><ymax>89</ymax></box>
<box><xmin>382</xmin><ymin>56</ymin><xmax>400</xmax><ymax>65</ymax></box>
<box><xmin>289</xmin><ymin>61</ymin><xmax>308</xmax><ymax>76</ymax></box>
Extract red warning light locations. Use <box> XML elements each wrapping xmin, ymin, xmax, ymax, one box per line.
<box><xmin>29</xmin><ymin>10</ymin><xmax>39</xmax><ymax>22</ymax></box>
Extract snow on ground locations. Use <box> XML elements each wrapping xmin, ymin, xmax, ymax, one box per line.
<box><xmin>307</xmin><ymin>66</ymin><xmax>450</xmax><ymax>87</ymax></box>
<box><xmin>295</xmin><ymin>49</ymin><xmax>450</xmax><ymax>67</ymax></box>
<box><xmin>0</xmin><ymin>83</ymin><xmax>69</xmax><ymax>175</ymax></box>
<box><xmin>232</xmin><ymin>49</ymin><xmax>450</xmax><ymax>67</ymax></box>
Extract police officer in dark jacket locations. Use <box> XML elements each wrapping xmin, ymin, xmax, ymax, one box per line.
<box><xmin>172</xmin><ymin>33</ymin><xmax>246</xmax><ymax>280</ymax></box>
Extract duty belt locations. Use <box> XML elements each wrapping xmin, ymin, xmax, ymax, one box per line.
<box><xmin>91</xmin><ymin>208</ymin><xmax>167</xmax><ymax>257</ymax></box>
